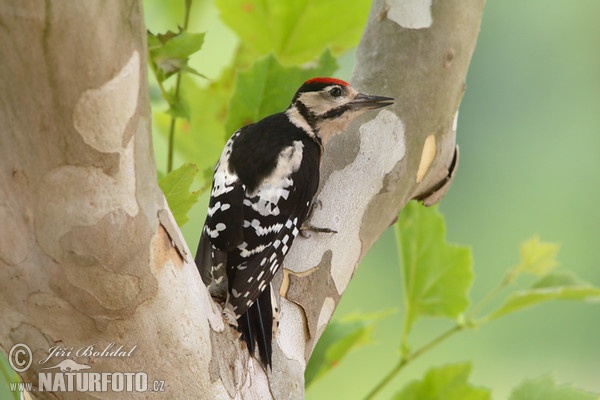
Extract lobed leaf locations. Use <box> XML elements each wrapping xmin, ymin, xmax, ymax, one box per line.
<box><xmin>505</xmin><ymin>236</ymin><xmax>560</xmax><ymax>284</ymax></box>
<box><xmin>393</xmin><ymin>362</ymin><xmax>491</xmax><ymax>400</ymax></box>
<box><xmin>0</xmin><ymin>352</ymin><xmax>20</xmax><ymax>400</ymax></box>
<box><xmin>486</xmin><ymin>272</ymin><xmax>600</xmax><ymax>321</ymax></box>
<box><xmin>215</xmin><ymin>0</ymin><xmax>370</xmax><ymax>64</ymax></box>
<box><xmin>509</xmin><ymin>375</ymin><xmax>597</xmax><ymax>400</ymax></box>
<box><xmin>225</xmin><ymin>51</ymin><xmax>337</xmax><ymax>135</ymax></box>
<box><xmin>158</xmin><ymin>163</ymin><xmax>201</xmax><ymax>226</ymax></box>
<box><xmin>395</xmin><ymin>201</ymin><xmax>473</xmax><ymax>333</ymax></box>
<box><xmin>153</xmin><ymin>70</ymin><xmax>234</xmax><ymax>188</ymax></box>
<box><xmin>148</xmin><ymin>30</ymin><xmax>206</xmax><ymax>82</ymax></box>
<box><xmin>166</xmin><ymin>94</ymin><xmax>191</xmax><ymax>120</ymax></box>
<box><xmin>305</xmin><ymin>311</ymin><xmax>392</xmax><ymax>387</ymax></box>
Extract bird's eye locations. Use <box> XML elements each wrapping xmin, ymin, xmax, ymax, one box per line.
<box><xmin>329</xmin><ymin>87</ymin><xmax>343</xmax><ymax>97</ymax></box>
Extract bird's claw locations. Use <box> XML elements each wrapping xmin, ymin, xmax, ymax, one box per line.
<box><xmin>300</xmin><ymin>223</ymin><xmax>338</xmax><ymax>238</ymax></box>
<box><xmin>300</xmin><ymin>200</ymin><xmax>337</xmax><ymax>238</ymax></box>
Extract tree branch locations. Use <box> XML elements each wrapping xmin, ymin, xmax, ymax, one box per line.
<box><xmin>281</xmin><ymin>0</ymin><xmax>484</xmax><ymax>375</ymax></box>
<box><xmin>0</xmin><ymin>1</ymin><xmax>483</xmax><ymax>399</ymax></box>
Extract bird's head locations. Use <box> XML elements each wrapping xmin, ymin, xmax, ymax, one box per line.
<box><xmin>286</xmin><ymin>77</ymin><xmax>394</xmax><ymax>144</ymax></box>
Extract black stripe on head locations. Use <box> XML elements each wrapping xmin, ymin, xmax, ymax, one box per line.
<box><xmin>294</xmin><ymin>100</ymin><xmax>314</xmax><ymax>124</ymax></box>
<box><xmin>294</xmin><ymin>101</ymin><xmax>322</xmax><ymax>145</ymax></box>
<box><xmin>317</xmin><ymin>104</ymin><xmax>351</xmax><ymax>121</ymax></box>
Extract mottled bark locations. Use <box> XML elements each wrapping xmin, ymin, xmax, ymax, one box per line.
<box><xmin>0</xmin><ymin>0</ymin><xmax>483</xmax><ymax>399</ymax></box>
<box><xmin>281</xmin><ymin>0</ymin><xmax>484</xmax><ymax>391</ymax></box>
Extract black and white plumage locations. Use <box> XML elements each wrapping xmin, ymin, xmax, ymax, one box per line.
<box><xmin>195</xmin><ymin>77</ymin><xmax>393</xmax><ymax>368</ymax></box>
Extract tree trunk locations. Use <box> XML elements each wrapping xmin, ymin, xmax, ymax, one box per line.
<box><xmin>0</xmin><ymin>0</ymin><xmax>483</xmax><ymax>399</ymax></box>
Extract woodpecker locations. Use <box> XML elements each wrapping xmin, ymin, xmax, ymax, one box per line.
<box><xmin>195</xmin><ymin>77</ymin><xmax>393</xmax><ymax>368</ymax></box>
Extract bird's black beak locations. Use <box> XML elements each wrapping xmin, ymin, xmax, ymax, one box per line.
<box><xmin>349</xmin><ymin>93</ymin><xmax>394</xmax><ymax>110</ymax></box>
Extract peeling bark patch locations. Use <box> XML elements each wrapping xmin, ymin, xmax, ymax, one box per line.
<box><xmin>157</xmin><ymin>208</ymin><xmax>189</xmax><ymax>265</ymax></box>
<box><xmin>415</xmin><ymin>146</ymin><xmax>460</xmax><ymax>206</ymax></box>
<box><xmin>285</xmin><ymin>110</ymin><xmax>406</xmax><ymax>293</ymax></box>
<box><xmin>208</xmin><ymin>329</ymin><xmax>246</xmax><ymax>397</ymax></box>
<box><xmin>238</xmin><ymin>358</ymin><xmax>273</xmax><ymax>399</ymax></box>
<box><xmin>153</xmin><ymin>224</ymin><xmax>184</xmax><ymax>272</ymax></box>
<box><xmin>386</xmin><ymin>0</ymin><xmax>433</xmax><ymax>29</ymax></box>
<box><xmin>280</xmin><ymin>266</ymin><xmax>319</xmax><ymax>298</ymax></box>
<box><xmin>276</xmin><ymin>297</ymin><xmax>306</xmax><ymax>368</ymax></box>
<box><xmin>453</xmin><ymin>111</ymin><xmax>459</xmax><ymax>132</ymax></box>
<box><xmin>27</xmin><ymin>293</ymin><xmax>97</xmax><ymax>342</ymax></box>
<box><xmin>36</xmin><ymin>140</ymin><xmax>138</xmax><ymax>260</ymax></box>
<box><xmin>57</xmin><ymin>210</ymin><xmax>158</xmax><ymax>316</ymax></box>
<box><xmin>73</xmin><ymin>51</ymin><xmax>140</xmax><ymax>153</ymax></box>
<box><xmin>284</xmin><ymin>251</ymin><xmax>338</xmax><ymax>346</ymax></box>
<box><xmin>61</xmin><ymin>261</ymin><xmax>141</xmax><ymax>311</ymax></box>
<box><xmin>0</xmin><ymin>203</ymin><xmax>30</xmax><ymax>265</ymax></box>
<box><xmin>416</xmin><ymin>134</ymin><xmax>436</xmax><ymax>183</ymax></box>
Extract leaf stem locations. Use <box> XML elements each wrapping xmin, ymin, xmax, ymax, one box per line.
<box><xmin>393</xmin><ymin>225</ymin><xmax>412</xmax><ymax>356</ymax></box>
<box><xmin>166</xmin><ymin>0</ymin><xmax>193</xmax><ymax>173</ymax></box>
<box><xmin>364</xmin><ymin>324</ymin><xmax>463</xmax><ymax>400</ymax></box>
<box><xmin>468</xmin><ymin>272</ymin><xmax>513</xmax><ymax>319</ymax></box>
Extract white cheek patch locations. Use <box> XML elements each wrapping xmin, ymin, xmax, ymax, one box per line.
<box><xmin>285</xmin><ymin>109</ymin><xmax>406</xmax><ymax>293</ymax></box>
<box><xmin>299</xmin><ymin>86</ymin><xmax>359</xmax><ymax>116</ymax></box>
<box><xmin>299</xmin><ymin>92</ymin><xmax>333</xmax><ymax>115</ymax></box>
<box><xmin>386</xmin><ymin>0</ymin><xmax>433</xmax><ymax>29</ymax></box>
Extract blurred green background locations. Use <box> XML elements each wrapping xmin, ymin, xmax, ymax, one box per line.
<box><xmin>145</xmin><ymin>0</ymin><xmax>600</xmax><ymax>398</ymax></box>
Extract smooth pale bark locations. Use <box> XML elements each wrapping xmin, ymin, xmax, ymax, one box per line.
<box><xmin>0</xmin><ymin>0</ymin><xmax>483</xmax><ymax>398</ymax></box>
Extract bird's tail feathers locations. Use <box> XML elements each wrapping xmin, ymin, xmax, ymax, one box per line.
<box><xmin>238</xmin><ymin>286</ymin><xmax>273</xmax><ymax>369</ymax></box>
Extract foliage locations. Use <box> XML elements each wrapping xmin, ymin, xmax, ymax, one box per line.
<box><xmin>214</xmin><ymin>0</ymin><xmax>371</xmax><ymax>64</ymax></box>
<box><xmin>305</xmin><ymin>310</ymin><xmax>393</xmax><ymax>387</ymax></box>
<box><xmin>225</xmin><ymin>51</ymin><xmax>337</xmax><ymax>135</ymax></box>
<box><xmin>393</xmin><ymin>363</ymin><xmax>490</xmax><ymax>400</ymax></box>
<box><xmin>148</xmin><ymin>30</ymin><xmax>207</xmax><ymax>106</ymax></box>
<box><xmin>147</xmin><ymin>0</ymin><xmax>360</xmax><ymax>212</ymax></box>
<box><xmin>307</xmin><ymin>201</ymin><xmax>600</xmax><ymax>399</ymax></box>
<box><xmin>395</xmin><ymin>201</ymin><xmax>472</xmax><ymax>339</ymax></box>
<box><xmin>509</xmin><ymin>375</ymin><xmax>597</xmax><ymax>400</ymax></box>
<box><xmin>141</xmin><ymin>1</ymin><xmax>600</xmax><ymax>399</ymax></box>
<box><xmin>158</xmin><ymin>163</ymin><xmax>201</xmax><ymax>226</ymax></box>
<box><xmin>0</xmin><ymin>352</ymin><xmax>20</xmax><ymax>400</ymax></box>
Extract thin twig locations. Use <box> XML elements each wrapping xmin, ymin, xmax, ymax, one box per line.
<box><xmin>166</xmin><ymin>0</ymin><xmax>193</xmax><ymax>173</ymax></box>
<box><xmin>364</xmin><ymin>324</ymin><xmax>463</xmax><ymax>400</ymax></box>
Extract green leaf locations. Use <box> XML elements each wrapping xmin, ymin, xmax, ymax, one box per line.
<box><xmin>148</xmin><ymin>30</ymin><xmax>206</xmax><ymax>82</ymax></box>
<box><xmin>166</xmin><ymin>94</ymin><xmax>191</xmax><ymax>120</ymax></box>
<box><xmin>215</xmin><ymin>0</ymin><xmax>371</xmax><ymax>64</ymax></box>
<box><xmin>509</xmin><ymin>375</ymin><xmax>597</xmax><ymax>400</ymax></box>
<box><xmin>180</xmin><ymin>64</ymin><xmax>209</xmax><ymax>80</ymax></box>
<box><xmin>395</xmin><ymin>201</ymin><xmax>473</xmax><ymax>333</ymax></box>
<box><xmin>305</xmin><ymin>310</ymin><xmax>392</xmax><ymax>387</ymax></box>
<box><xmin>153</xmin><ymin>70</ymin><xmax>234</xmax><ymax>186</ymax></box>
<box><xmin>393</xmin><ymin>362</ymin><xmax>491</xmax><ymax>400</ymax></box>
<box><xmin>506</xmin><ymin>237</ymin><xmax>560</xmax><ymax>284</ymax></box>
<box><xmin>225</xmin><ymin>51</ymin><xmax>337</xmax><ymax>135</ymax></box>
<box><xmin>486</xmin><ymin>272</ymin><xmax>600</xmax><ymax>321</ymax></box>
<box><xmin>0</xmin><ymin>352</ymin><xmax>20</xmax><ymax>400</ymax></box>
<box><xmin>159</xmin><ymin>163</ymin><xmax>201</xmax><ymax>226</ymax></box>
